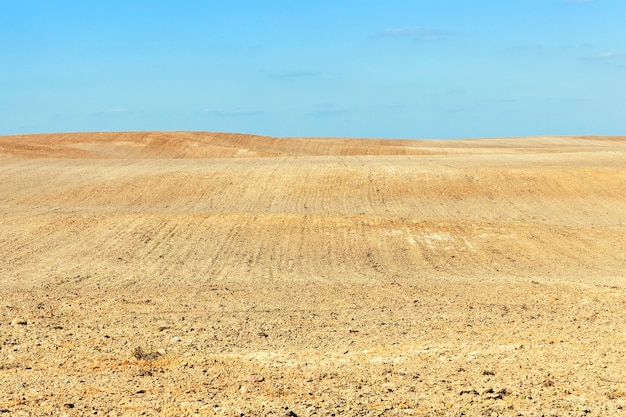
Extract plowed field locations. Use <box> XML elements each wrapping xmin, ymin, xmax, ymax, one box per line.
<box><xmin>1</xmin><ymin>132</ymin><xmax>625</xmax><ymax>416</ymax></box>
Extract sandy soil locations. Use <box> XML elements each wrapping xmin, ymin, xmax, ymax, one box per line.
<box><xmin>1</xmin><ymin>131</ymin><xmax>625</xmax><ymax>416</ymax></box>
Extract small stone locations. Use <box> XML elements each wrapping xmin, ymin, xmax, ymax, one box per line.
<box><xmin>172</xmin><ymin>336</ymin><xmax>181</xmax><ymax>342</ymax></box>
<box><xmin>239</xmin><ymin>385</ymin><xmax>248</xmax><ymax>394</ymax></box>
<box><xmin>382</xmin><ymin>382</ymin><xmax>396</xmax><ymax>392</ymax></box>
<box><xmin>63</xmin><ymin>403</ymin><xmax>75</xmax><ymax>409</ymax></box>
<box><xmin>248</xmin><ymin>374</ymin><xmax>264</xmax><ymax>383</ymax></box>
<box><xmin>11</xmin><ymin>318</ymin><xmax>27</xmax><ymax>326</ymax></box>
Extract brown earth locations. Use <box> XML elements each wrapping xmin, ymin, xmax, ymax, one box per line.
<box><xmin>1</xmin><ymin>131</ymin><xmax>625</xmax><ymax>416</ymax></box>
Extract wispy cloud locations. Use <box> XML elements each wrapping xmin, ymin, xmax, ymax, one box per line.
<box><xmin>542</xmin><ymin>97</ymin><xmax>592</xmax><ymax>104</ymax></box>
<box><xmin>91</xmin><ymin>109</ymin><xmax>138</xmax><ymax>117</ymax></box>
<box><xmin>197</xmin><ymin>109</ymin><xmax>264</xmax><ymax>117</ymax></box>
<box><xmin>376</xmin><ymin>103</ymin><xmax>421</xmax><ymax>111</ymax></box>
<box><xmin>594</xmin><ymin>51</ymin><xmax>624</xmax><ymax>59</ymax></box>
<box><xmin>584</xmin><ymin>51</ymin><xmax>626</xmax><ymax>60</ymax></box>
<box><xmin>506</xmin><ymin>43</ymin><xmax>543</xmax><ymax>52</ymax></box>
<box><xmin>380</xmin><ymin>27</ymin><xmax>450</xmax><ymax>42</ymax></box>
<box><xmin>309</xmin><ymin>109</ymin><xmax>351</xmax><ymax>118</ymax></box>
<box><xmin>314</xmin><ymin>103</ymin><xmax>336</xmax><ymax>109</ymax></box>
<box><xmin>268</xmin><ymin>70</ymin><xmax>322</xmax><ymax>80</ymax></box>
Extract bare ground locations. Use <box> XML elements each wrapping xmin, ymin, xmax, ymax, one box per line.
<box><xmin>1</xmin><ymin>132</ymin><xmax>625</xmax><ymax>416</ymax></box>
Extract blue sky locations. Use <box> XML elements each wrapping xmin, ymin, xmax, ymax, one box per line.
<box><xmin>1</xmin><ymin>0</ymin><xmax>625</xmax><ymax>138</ymax></box>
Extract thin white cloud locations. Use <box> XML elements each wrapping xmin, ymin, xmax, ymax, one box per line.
<box><xmin>380</xmin><ymin>27</ymin><xmax>450</xmax><ymax>42</ymax></box>
<box><xmin>585</xmin><ymin>51</ymin><xmax>626</xmax><ymax>60</ymax></box>
<box><xmin>91</xmin><ymin>109</ymin><xmax>137</xmax><ymax>117</ymax></box>
<box><xmin>268</xmin><ymin>70</ymin><xmax>322</xmax><ymax>80</ymax></box>
<box><xmin>309</xmin><ymin>109</ymin><xmax>351</xmax><ymax>118</ymax></box>
<box><xmin>198</xmin><ymin>109</ymin><xmax>264</xmax><ymax>117</ymax></box>
<box><xmin>314</xmin><ymin>103</ymin><xmax>336</xmax><ymax>109</ymax></box>
<box><xmin>594</xmin><ymin>52</ymin><xmax>624</xmax><ymax>59</ymax></box>
<box><xmin>506</xmin><ymin>43</ymin><xmax>543</xmax><ymax>52</ymax></box>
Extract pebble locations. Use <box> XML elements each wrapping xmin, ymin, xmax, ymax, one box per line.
<box><xmin>248</xmin><ymin>374</ymin><xmax>265</xmax><ymax>383</ymax></box>
<box><xmin>172</xmin><ymin>336</ymin><xmax>181</xmax><ymax>342</ymax></box>
<box><xmin>239</xmin><ymin>385</ymin><xmax>248</xmax><ymax>394</ymax></box>
<box><xmin>11</xmin><ymin>318</ymin><xmax>27</xmax><ymax>326</ymax></box>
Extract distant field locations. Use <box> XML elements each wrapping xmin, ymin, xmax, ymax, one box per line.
<box><xmin>1</xmin><ymin>132</ymin><xmax>625</xmax><ymax>416</ymax></box>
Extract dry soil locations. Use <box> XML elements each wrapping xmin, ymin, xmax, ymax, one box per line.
<box><xmin>1</xmin><ymin>132</ymin><xmax>625</xmax><ymax>416</ymax></box>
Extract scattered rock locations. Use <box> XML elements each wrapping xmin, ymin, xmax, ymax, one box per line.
<box><xmin>132</xmin><ymin>346</ymin><xmax>161</xmax><ymax>361</ymax></box>
<box><xmin>382</xmin><ymin>382</ymin><xmax>396</xmax><ymax>392</ymax></box>
<box><xmin>63</xmin><ymin>403</ymin><xmax>75</xmax><ymax>409</ymax></box>
<box><xmin>488</xmin><ymin>388</ymin><xmax>512</xmax><ymax>399</ymax></box>
<box><xmin>248</xmin><ymin>374</ymin><xmax>264</xmax><ymax>383</ymax></box>
<box><xmin>542</xmin><ymin>378</ymin><xmax>554</xmax><ymax>387</ymax></box>
<box><xmin>606</xmin><ymin>389</ymin><xmax>626</xmax><ymax>399</ymax></box>
<box><xmin>239</xmin><ymin>385</ymin><xmax>248</xmax><ymax>394</ymax></box>
<box><xmin>11</xmin><ymin>318</ymin><xmax>27</xmax><ymax>326</ymax></box>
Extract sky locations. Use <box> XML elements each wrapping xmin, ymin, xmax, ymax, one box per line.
<box><xmin>1</xmin><ymin>0</ymin><xmax>625</xmax><ymax>139</ymax></box>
